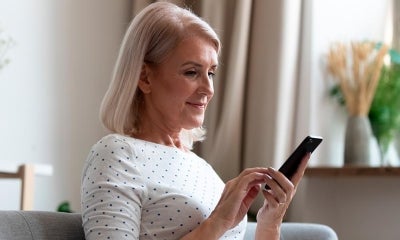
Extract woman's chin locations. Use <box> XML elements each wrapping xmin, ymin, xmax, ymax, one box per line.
<box><xmin>183</xmin><ymin>119</ymin><xmax>204</xmax><ymax>130</ymax></box>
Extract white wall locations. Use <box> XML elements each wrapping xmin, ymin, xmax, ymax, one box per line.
<box><xmin>290</xmin><ymin>0</ymin><xmax>400</xmax><ymax>239</ymax></box>
<box><xmin>0</xmin><ymin>0</ymin><xmax>131</xmax><ymax>211</ymax></box>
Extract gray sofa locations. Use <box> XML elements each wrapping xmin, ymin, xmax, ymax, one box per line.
<box><xmin>0</xmin><ymin>211</ymin><xmax>337</xmax><ymax>240</ymax></box>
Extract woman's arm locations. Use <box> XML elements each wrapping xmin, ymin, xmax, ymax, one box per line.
<box><xmin>81</xmin><ymin>138</ymin><xmax>143</xmax><ymax>240</ymax></box>
<box><xmin>179</xmin><ymin>217</ymin><xmax>227</xmax><ymax>240</ymax></box>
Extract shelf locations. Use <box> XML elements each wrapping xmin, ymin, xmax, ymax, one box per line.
<box><xmin>0</xmin><ymin>163</ymin><xmax>53</xmax><ymax>176</ymax></box>
<box><xmin>305</xmin><ymin>166</ymin><xmax>400</xmax><ymax>177</ymax></box>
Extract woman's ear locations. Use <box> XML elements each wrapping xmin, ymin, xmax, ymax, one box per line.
<box><xmin>138</xmin><ymin>64</ymin><xmax>151</xmax><ymax>94</ymax></box>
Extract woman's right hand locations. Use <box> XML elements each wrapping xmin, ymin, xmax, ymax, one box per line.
<box><xmin>180</xmin><ymin>167</ymin><xmax>270</xmax><ymax>240</ymax></box>
<box><xmin>207</xmin><ymin>168</ymin><xmax>272</xmax><ymax>237</ymax></box>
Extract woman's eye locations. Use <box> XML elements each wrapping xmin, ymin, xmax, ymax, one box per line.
<box><xmin>208</xmin><ymin>72</ymin><xmax>216</xmax><ymax>79</ymax></box>
<box><xmin>185</xmin><ymin>70</ymin><xmax>197</xmax><ymax>77</ymax></box>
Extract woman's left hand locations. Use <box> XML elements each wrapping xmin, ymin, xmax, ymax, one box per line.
<box><xmin>255</xmin><ymin>153</ymin><xmax>311</xmax><ymax>235</ymax></box>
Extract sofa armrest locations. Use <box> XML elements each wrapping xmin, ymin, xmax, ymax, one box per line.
<box><xmin>244</xmin><ymin>221</ymin><xmax>338</xmax><ymax>240</ymax></box>
<box><xmin>0</xmin><ymin>211</ymin><xmax>84</xmax><ymax>240</ymax></box>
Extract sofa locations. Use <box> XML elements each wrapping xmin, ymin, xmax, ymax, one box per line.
<box><xmin>0</xmin><ymin>211</ymin><xmax>337</xmax><ymax>240</ymax></box>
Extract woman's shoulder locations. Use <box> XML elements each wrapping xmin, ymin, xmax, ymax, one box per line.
<box><xmin>87</xmin><ymin>133</ymin><xmax>138</xmax><ymax>158</ymax></box>
<box><xmin>92</xmin><ymin>133</ymin><xmax>142</xmax><ymax>149</ymax></box>
<box><xmin>83</xmin><ymin>134</ymin><xmax>142</xmax><ymax>174</ymax></box>
<box><xmin>96</xmin><ymin>133</ymin><xmax>131</xmax><ymax>144</ymax></box>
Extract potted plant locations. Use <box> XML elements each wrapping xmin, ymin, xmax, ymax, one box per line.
<box><xmin>328</xmin><ymin>43</ymin><xmax>400</xmax><ymax>165</ymax></box>
<box><xmin>327</xmin><ymin>41</ymin><xmax>388</xmax><ymax>166</ymax></box>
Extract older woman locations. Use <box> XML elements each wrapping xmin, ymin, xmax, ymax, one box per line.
<box><xmin>81</xmin><ymin>2</ymin><xmax>309</xmax><ymax>240</ymax></box>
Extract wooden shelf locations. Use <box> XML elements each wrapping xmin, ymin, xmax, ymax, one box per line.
<box><xmin>305</xmin><ymin>166</ymin><xmax>400</xmax><ymax>177</ymax></box>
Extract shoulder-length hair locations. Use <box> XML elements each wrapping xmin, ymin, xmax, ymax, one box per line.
<box><xmin>100</xmin><ymin>2</ymin><xmax>221</xmax><ymax>149</ymax></box>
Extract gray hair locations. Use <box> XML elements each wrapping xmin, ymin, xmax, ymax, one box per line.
<box><xmin>100</xmin><ymin>2</ymin><xmax>220</xmax><ymax>149</ymax></box>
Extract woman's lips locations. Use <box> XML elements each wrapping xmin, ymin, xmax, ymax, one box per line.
<box><xmin>187</xmin><ymin>102</ymin><xmax>206</xmax><ymax>109</ymax></box>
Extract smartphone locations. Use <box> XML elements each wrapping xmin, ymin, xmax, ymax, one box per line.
<box><xmin>265</xmin><ymin>135</ymin><xmax>323</xmax><ymax>189</ymax></box>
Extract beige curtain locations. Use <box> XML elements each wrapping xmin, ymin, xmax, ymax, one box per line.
<box><xmin>131</xmin><ymin>0</ymin><xmax>304</xmax><ymax>214</ymax></box>
<box><xmin>196</xmin><ymin>1</ymin><xmax>303</xmax><ymax>213</ymax></box>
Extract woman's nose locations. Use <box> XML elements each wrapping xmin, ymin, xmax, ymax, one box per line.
<box><xmin>198</xmin><ymin>74</ymin><xmax>214</xmax><ymax>97</ymax></box>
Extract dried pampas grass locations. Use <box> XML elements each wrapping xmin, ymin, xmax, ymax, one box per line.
<box><xmin>327</xmin><ymin>42</ymin><xmax>388</xmax><ymax>116</ymax></box>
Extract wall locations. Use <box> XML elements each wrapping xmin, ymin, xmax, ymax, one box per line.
<box><xmin>290</xmin><ymin>0</ymin><xmax>400</xmax><ymax>239</ymax></box>
<box><xmin>292</xmin><ymin>176</ymin><xmax>400</xmax><ymax>240</ymax></box>
<box><xmin>0</xmin><ymin>0</ymin><xmax>131</xmax><ymax>211</ymax></box>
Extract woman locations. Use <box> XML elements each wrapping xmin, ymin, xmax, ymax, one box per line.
<box><xmin>81</xmin><ymin>2</ymin><xmax>310</xmax><ymax>240</ymax></box>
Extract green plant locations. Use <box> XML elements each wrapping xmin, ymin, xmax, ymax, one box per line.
<box><xmin>57</xmin><ymin>201</ymin><xmax>73</xmax><ymax>213</ymax></box>
<box><xmin>368</xmin><ymin>48</ymin><xmax>400</xmax><ymax>157</ymax></box>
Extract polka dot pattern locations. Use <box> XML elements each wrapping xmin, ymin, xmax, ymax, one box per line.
<box><xmin>81</xmin><ymin>134</ymin><xmax>246</xmax><ymax>240</ymax></box>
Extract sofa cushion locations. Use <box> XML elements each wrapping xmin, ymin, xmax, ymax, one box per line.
<box><xmin>0</xmin><ymin>211</ymin><xmax>84</xmax><ymax>240</ymax></box>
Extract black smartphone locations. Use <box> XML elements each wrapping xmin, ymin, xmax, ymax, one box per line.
<box><xmin>265</xmin><ymin>135</ymin><xmax>323</xmax><ymax>189</ymax></box>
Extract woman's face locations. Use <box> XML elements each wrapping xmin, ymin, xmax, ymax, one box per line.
<box><xmin>140</xmin><ymin>36</ymin><xmax>218</xmax><ymax>132</ymax></box>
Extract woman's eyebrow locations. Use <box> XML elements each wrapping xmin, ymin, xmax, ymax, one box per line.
<box><xmin>181</xmin><ymin>61</ymin><xmax>218</xmax><ymax>69</ymax></box>
<box><xmin>181</xmin><ymin>61</ymin><xmax>203</xmax><ymax>67</ymax></box>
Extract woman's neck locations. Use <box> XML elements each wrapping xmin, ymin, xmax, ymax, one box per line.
<box><xmin>131</xmin><ymin>129</ymin><xmax>187</xmax><ymax>152</ymax></box>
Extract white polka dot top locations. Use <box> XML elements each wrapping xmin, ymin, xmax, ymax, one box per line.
<box><xmin>81</xmin><ymin>134</ymin><xmax>247</xmax><ymax>240</ymax></box>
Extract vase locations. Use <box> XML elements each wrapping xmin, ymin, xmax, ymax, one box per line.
<box><xmin>344</xmin><ymin>115</ymin><xmax>374</xmax><ymax>165</ymax></box>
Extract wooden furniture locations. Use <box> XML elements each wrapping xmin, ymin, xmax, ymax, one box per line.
<box><xmin>0</xmin><ymin>164</ymin><xmax>35</xmax><ymax>210</ymax></box>
<box><xmin>305</xmin><ymin>166</ymin><xmax>400</xmax><ymax>177</ymax></box>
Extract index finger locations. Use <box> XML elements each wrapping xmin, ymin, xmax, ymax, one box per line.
<box><xmin>290</xmin><ymin>152</ymin><xmax>311</xmax><ymax>187</ymax></box>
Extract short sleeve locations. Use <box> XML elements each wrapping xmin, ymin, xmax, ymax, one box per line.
<box><xmin>81</xmin><ymin>135</ymin><xmax>147</xmax><ymax>240</ymax></box>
